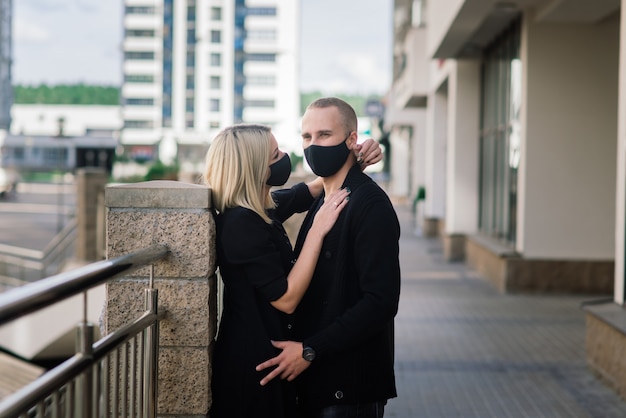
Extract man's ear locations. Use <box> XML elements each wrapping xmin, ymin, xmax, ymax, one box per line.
<box><xmin>347</xmin><ymin>132</ymin><xmax>358</xmax><ymax>150</ymax></box>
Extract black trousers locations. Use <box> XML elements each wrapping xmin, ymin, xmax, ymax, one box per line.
<box><xmin>301</xmin><ymin>401</ymin><xmax>386</xmax><ymax>418</ymax></box>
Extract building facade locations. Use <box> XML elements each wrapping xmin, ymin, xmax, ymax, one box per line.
<box><xmin>386</xmin><ymin>0</ymin><xmax>626</xmax><ymax>398</ymax></box>
<box><xmin>0</xmin><ymin>0</ymin><xmax>12</xmax><ymax>131</ymax></box>
<box><xmin>121</xmin><ymin>0</ymin><xmax>299</xmax><ymax>169</ymax></box>
<box><xmin>10</xmin><ymin>105</ymin><xmax>122</xmax><ymax>138</ymax></box>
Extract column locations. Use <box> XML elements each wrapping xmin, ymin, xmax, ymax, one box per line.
<box><xmin>103</xmin><ymin>180</ymin><xmax>217</xmax><ymax>416</ymax></box>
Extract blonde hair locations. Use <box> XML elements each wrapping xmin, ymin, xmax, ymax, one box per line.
<box><xmin>203</xmin><ymin>124</ymin><xmax>275</xmax><ymax>223</ymax></box>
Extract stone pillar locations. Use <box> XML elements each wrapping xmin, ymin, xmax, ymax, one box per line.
<box><xmin>75</xmin><ymin>168</ymin><xmax>108</xmax><ymax>261</ymax></box>
<box><xmin>103</xmin><ymin>180</ymin><xmax>217</xmax><ymax>416</ymax></box>
<box><xmin>443</xmin><ymin>234</ymin><xmax>465</xmax><ymax>262</ymax></box>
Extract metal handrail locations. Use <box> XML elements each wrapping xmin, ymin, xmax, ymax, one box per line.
<box><xmin>0</xmin><ymin>307</ymin><xmax>164</xmax><ymax>417</ymax></box>
<box><xmin>0</xmin><ymin>244</ymin><xmax>169</xmax><ymax>327</ymax></box>
<box><xmin>0</xmin><ymin>245</ymin><xmax>169</xmax><ymax>418</ymax></box>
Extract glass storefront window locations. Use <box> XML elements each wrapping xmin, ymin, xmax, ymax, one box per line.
<box><xmin>479</xmin><ymin>17</ymin><xmax>521</xmax><ymax>244</ymax></box>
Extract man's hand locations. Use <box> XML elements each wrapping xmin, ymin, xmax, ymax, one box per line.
<box><xmin>256</xmin><ymin>340</ymin><xmax>311</xmax><ymax>386</ymax></box>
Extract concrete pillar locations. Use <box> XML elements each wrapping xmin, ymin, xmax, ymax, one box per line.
<box><xmin>615</xmin><ymin>0</ymin><xmax>626</xmax><ymax>305</ymax></box>
<box><xmin>103</xmin><ymin>180</ymin><xmax>217</xmax><ymax>416</ymax></box>
<box><xmin>445</xmin><ymin>60</ymin><xmax>480</xmax><ymax>235</ymax></box>
<box><xmin>443</xmin><ymin>60</ymin><xmax>480</xmax><ymax>261</ymax></box>
<box><xmin>75</xmin><ymin>168</ymin><xmax>108</xmax><ymax>262</ymax></box>
<box><xmin>424</xmin><ymin>83</ymin><xmax>448</xmax><ymax>237</ymax></box>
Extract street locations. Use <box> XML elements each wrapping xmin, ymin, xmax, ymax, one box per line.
<box><xmin>0</xmin><ymin>182</ymin><xmax>75</xmax><ymax>251</ymax></box>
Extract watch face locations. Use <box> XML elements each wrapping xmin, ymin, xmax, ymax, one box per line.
<box><xmin>303</xmin><ymin>347</ymin><xmax>316</xmax><ymax>362</ymax></box>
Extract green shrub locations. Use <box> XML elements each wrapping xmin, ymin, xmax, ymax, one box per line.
<box><xmin>144</xmin><ymin>161</ymin><xmax>179</xmax><ymax>181</ymax></box>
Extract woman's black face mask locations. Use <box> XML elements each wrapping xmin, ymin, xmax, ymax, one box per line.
<box><xmin>266</xmin><ymin>153</ymin><xmax>292</xmax><ymax>186</ymax></box>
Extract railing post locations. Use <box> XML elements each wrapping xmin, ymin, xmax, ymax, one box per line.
<box><xmin>75</xmin><ymin>320</ymin><xmax>95</xmax><ymax>417</ymax></box>
<box><xmin>144</xmin><ymin>287</ymin><xmax>159</xmax><ymax>418</ymax></box>
<box><xmin>103</xmin><ymin>180</ymin><xmax>217</xmax><ymax>416</ymax></box>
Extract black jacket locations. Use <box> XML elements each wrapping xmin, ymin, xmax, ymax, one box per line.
<box><xmin>294</xmin><ymin>165</ymin><xmax>401</xmax><ymax>411</ymax></box>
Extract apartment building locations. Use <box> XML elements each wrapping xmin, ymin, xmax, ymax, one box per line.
<box><xmin>0</xmin><ymin>0</ymin><xmax>11</xmax><ymax>131</ymax></box>
<box><xmin>121</xmin><ymin>0</ymin><xmax>299</xmax><ymax>168</ymax></box>
<box><xmin>386</xmin><ymin>0</ymin><xmax>626</xmax><ymax>399</ymax></box>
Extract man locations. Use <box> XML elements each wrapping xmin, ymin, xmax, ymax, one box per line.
<box><xmin>256</xmin><ymin>97</ymin><xmax>401</xmax><ymax>417</ymax></box>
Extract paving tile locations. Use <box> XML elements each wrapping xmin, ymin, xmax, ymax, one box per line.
<box><xmin>386</xmin><ymin>203</ymin><xmax>626</xmax><ymax>418</ymax></box>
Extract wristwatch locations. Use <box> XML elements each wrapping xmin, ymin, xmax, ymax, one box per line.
<box><xmin>302</xmin><ymin>345</ymin><xmax>316</xmax><ymax>362</ymax></box>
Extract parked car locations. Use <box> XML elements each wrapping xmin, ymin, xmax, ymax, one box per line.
<box><xmin>0</xmin><ymin>168</ymin><xmax>18</xmax><ymax>198</ymax></box>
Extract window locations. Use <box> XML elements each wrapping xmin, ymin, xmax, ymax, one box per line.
<box><xmin>125</xmin><ymin>51</ymin><xmax>155</xmax><ymax>60</ymax></box>
<box><xmin>126</xmin><ymin>29</ymin><xmax>155</xmax><ymax>37</ymax></box>
<box><xmin>186</xmin><ymin>98</ymin><xmax>195</xmax><ymax>112</ymax></box>
<box><xmin>211</xmin><ymin>7</ymin><xmax>222</xmax><ymax>21</ymax></box>
<box><xmin>245</xmin><ymin>53</ymin><xmax>276</xmax><ymax>62</ymax></box>
<box><xmin>187</xmin><ymin>75</ymin><xmax>195</xmax><ymax>89</ymax></box>
<box><xmin>12</xmin><ymin>147</ymin><xmax>24</xmax><ymax>161</ymax></box>
<box><xmin>125</xmin><ymin>98</ymin><xmax>154</xmax><ymax>106</ymax></box>
<box><xmin>42</xmin><ymin>148</ymin><xmax>68</xmax><ymax>165</ymax></box>
<box><xmin>125</xmin><ymin>74</ymin><xmax>154</xmax><ymax>83</ymax></box>
<box><xmin>246</xmin><ymin>29</ymin><xmax>277</xmax><ymax>41</ymax></box>
<box><xmin>124</xmin><ymin>120</ymin><xmax>154</xmax><ymax>129</ymax></box>
<box><xmin>247</xmin><ymin>7</ymin><xmax>277</xmax><ymax>16</ymax></box>
<box><xmin>211</xmin><ymin>30</ymin><xmax>222</xmax><ymax>44</ymax></box>
<box><xmin>210</xmin><ymin>53</ymin><xmax>221</xmax><ymax>67</ymax></box>
<box><xmin>210</xmin><ymin>76</ymin><xmax>221</xmax><ymax>89</ymax></box>
<box><xmin>478</xmin><ymin>17</ymin><xmax>521</xmax><ymax>244</ymax></box>
<box><xmin>210</xmin><ymin>121</ymin><xmax>220</xmax><ymax>129</ymax></box>
<box><xmin>125</xmin><ymin>6</ymin><xmax>155</xmax><ymax>14</ymax></box>
<box><xmin>246</xmin><ymin>75</ymin><xmax>275</xmax><ymax>86</ymax></box>
<box><xmin>187</xmin><ymin>29</ymin><xmax>196</xmax><ymax>44</ymax></box>
<box><xmin>244</xmin><ymin>99</ymin><xmax>275</xmax><ymax>108</ymax></box>
<box><xmin>186</xmin><ymin>51</ymin><xmax>195</xmax><ymax>66</ymax></box>
<box><xmin>210</xmin><ymin>99</ymin><xmax>220</xmax><ymax>112</ymax></box>
<box><xmin>163</xmin><ymin>0</ymin><xmax>174</xmax><ymax>129</ymax></box>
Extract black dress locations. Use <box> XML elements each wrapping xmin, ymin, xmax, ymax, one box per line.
<box><xmin>210</xmin><ymin>183</ymin><xmax>313</xmax><ymax>418</ymax></box>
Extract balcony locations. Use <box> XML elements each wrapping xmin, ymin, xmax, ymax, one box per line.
<box><xmin>392</xmin><ymin>26</ymin><xmax>429</xmax><ymax>109</ymax></box>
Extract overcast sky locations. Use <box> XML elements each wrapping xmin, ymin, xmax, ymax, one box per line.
<box><xmin>12</xmin><ymin>0</ymin><xmax>392</xmax><ymax>95</ymax></box>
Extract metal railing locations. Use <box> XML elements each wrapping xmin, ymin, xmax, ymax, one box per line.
<box><xmin>0</xmin><ymin>219</ymin><xmax>78</xmax><ymax>283</ymax></box>
<box><xmin>0</xmin><ymin>244</ymin><xmax>169</xmax><ymax>418</ymax></box>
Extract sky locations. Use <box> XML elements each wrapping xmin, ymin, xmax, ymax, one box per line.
<box><xmin>12</xmin><ymin>0</ymin><xmax>392</xmax><ymax>95</ymax></box>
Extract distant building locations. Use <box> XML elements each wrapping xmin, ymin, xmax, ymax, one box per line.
<box><xmin>11</xmin><ymin>104</ymin><xmax>122</xmax><ymax>138</ymax></box>
<box><xmin>3</xmin><ymin>105</ymin><xmax>120</xmax><ymax>173</ymax></box>
<box><xmin>0</xmin><ymin>0</ymin><xmax>12</xmax><ymax>131</ymax></box>
<box><xmin>121</xmin><ymin>0</ymin><xmax>300</xmax><ymax>168</ymax></box>
<box><xmin>0</xmin><ymin>133</ymin><xmax>117</xmax><ymax>173</ymax></box>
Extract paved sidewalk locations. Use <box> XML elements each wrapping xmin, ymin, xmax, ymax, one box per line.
<box><xmin>385</xmin><ymin>202</ymin><xmax>626</xmax><ymax>418</ymax></box>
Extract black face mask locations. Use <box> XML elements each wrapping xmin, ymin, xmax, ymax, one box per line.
<box><xmin>266</xmin><ymin>153</ymin><xmax>291</xmax><ymax>186</ymax></box>
<box><xmin>304</xmin><ymin>135</ymin><xmax>351</xmax><ymax>177</ymax></box>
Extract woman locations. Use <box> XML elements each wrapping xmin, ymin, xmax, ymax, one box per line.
<box><xmin>204</xmin><ymin>124</ymin><xmax>380</xmax><ymax>417</ymax></box>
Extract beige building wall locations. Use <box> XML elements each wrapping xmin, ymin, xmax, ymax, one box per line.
<box><xmin>519</xmin><ymin>16</ymin><xmax>619</xmax><ymax>259</ymax></box>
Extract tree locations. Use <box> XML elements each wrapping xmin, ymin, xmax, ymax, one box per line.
<box><xmin>13</xmin><ymin>84</ymin><xmax>119</xmax><ymax>105</ymax></box>
<box><xmin>300</xmin><ymin>91</ymin><xmax>383</xmax><ymax>117</ymax></box>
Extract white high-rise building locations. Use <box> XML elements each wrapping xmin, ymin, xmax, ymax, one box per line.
<box><xmin>121</xmin><ymin>0</ymin><xmax>299</xmax><ymax>168</ymax></box>
<box><xmin>0</xmin><ymin>0</ymin><xmax>12</xmax><ymax>131</ymax></box>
